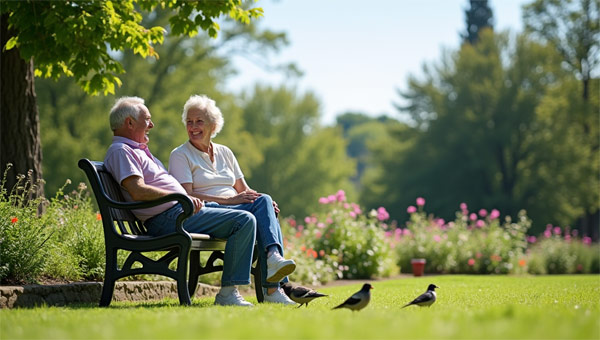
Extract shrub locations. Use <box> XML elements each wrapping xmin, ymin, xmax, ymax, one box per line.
<box><xmin>526</xmin><ymin>226</ymin><xmax>599</xmax><ymax>274</ymax></box>
<box><xmin>393</xmin><ymin>199</ymin><xmax>530</xmax><ymax>275</ymax></box>
<box><xmin>0</xmin><ymin>165</ymin><xmax>53</xmax><ymax>284</ymax></box>
<box><xmin>281</xmin><ymin>190</ymin><xmax>398</xmax><ymax>282</ymax></box>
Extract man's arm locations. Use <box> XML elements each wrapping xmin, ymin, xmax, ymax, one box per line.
<box><xmin>122</xmin><ymin>175</ymin><xmax>203</xmax><ymax>213</ymax></box>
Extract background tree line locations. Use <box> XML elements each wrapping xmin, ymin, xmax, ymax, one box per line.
<box><xmin>8</xmin><ymin>0</ymin><xmax>598</xmax><ymax>237</ymax></box>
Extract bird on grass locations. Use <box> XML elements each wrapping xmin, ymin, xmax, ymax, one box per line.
<box><xmin>402</xmin><ymin>284</ymin><xmax>439</xmax><ymax>308</ymax></box>
<box><xmin>281</xmin><ymin>282</ymin><xmax>328</xmax><ymax>308</ymax></box>
<box><xmin>332</xmin><ymin>283</ymin><xmax>373</xmax><ymax>311</ymax></box>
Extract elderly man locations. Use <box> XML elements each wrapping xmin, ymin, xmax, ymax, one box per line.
<box><xmin>103</xmin><ymin>96</ymin><xmax>257</xmax><ymax>307</ymax></box>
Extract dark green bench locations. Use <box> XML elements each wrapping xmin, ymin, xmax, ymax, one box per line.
<box><xmin>78</xmin><ymin>158</ymin><xmax>264</xmax><ymax>306</ymax></box>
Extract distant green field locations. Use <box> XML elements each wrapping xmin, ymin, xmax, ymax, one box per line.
<box><xmin>2</xmin><ymin>275</ymin><xmax>599</xmax><ymax>339</ymax></box>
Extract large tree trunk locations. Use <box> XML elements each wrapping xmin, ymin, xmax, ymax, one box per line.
<box><xmin>1</xmin><ymin>14</ymin><xmax>44</xmax><ymax>199</ymax></box>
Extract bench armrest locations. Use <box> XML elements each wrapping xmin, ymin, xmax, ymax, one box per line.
<box><xmin>102</xmin><ymin>193</ymin><xmax>194</xmax><ymax>235</ymax></box>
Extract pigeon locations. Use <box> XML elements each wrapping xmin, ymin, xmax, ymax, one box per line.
<box><xmin>281</xmin><ymin>282</ymin><xmax>328</xmax><ymax>307</ymax></box>
<box><xmin>402</xmin><ymin>284</ymin><xmax>439</xmax><ymax>308</ymax></box>
<box><xmin>332</xmin><ymin>283</ymin><xmax>373</xmax><ymax>311</ymax></box>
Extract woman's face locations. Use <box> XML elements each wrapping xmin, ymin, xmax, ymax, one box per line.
<box><xmin>186</xmin><ymin>107</ymin><xmax>214</xmax><ymax>146</ymax></box>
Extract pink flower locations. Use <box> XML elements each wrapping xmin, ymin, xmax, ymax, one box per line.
<box><xmin>527</xmin><ymin>236</ymin><xmax>537</xmax><ymax>243</ymax></box>
<box><xmin>583</xmin><ymin>236</ymin><xmax>592</xmax><ymax>245</ymax></box>
<box><xmin>402</xmin><ymin>229</ymin><xmax>412</xmax><ymax>236</ymax></box>
<box><xmin>476</xmin><ymin>220</ymin><xmax>485</xmax><ymax>228</ymax></box>
<box><xmin>343</xmin><ymin>203</ymin><xmax>350</xmax><ymax>209</ymax></box>
<box><xmin>435</xmin><ymin>218</ymin><xmax>445</xmax><ymax>226</ymax></box>
<box><xmin>478</xmin><ymin>209</ymin><xmax>488</xmax><ymax>217</ymax></box>
<box><xmin>460</xmin><ymin>202</ymin><xmax>468</xmax><ymax>211</ymax></box>
<box><xmin>315</xmin><ymin>231</ymin><xmax>322</xmax><ymax>239</ymax></box>
<box><xmin>297</xmin><ymin>225</ymin><xmax>304</xmax><ymax>232</ymax></box>
<box><xmin>416</xmin><ymin>197</ymin><xmax>425</xmax><ymax>206</ymax></box>
<box><xmin>544</xmin><ymin>229</ymin><xmax>552</xmax><ymax>238</ymax></box>
<box><xmin>304</xmin><ymin>217</ymin><xmax>312</xmax><ymax>224</ymax></box>
<box><xmin>349</xmin><ymin>211</ymin><xmax>357</xmax><ymax>218</ymax></box>
<box><xmin>469</xmin><ymin>213</ymin><xmax>477</xmax><ymax>221</ymax></box>
<box><xmin>351</xmin><ymin>203</ymin><xmax>362</xmax><ymax>215</ymax></box>
<box><xmin>407</xmin><ymin>206</ymin><xmax>417</xmax><ymax>214</ymax></box>
<box><xmin>468</xmin><ymin>258</ymin><xmax>475</xmax><ymax>266</ymax></box>
<box><xmin>565</xmin><ymin>235</ymin><xmax>571</xmax><ymax>242</ymax></box>
<box><xmin>546</xmin><ymin>224</ymin><xmax>553</xmax><ymax>230</ymax></box>
<box><xmin>318</xmin><ymin>197</ymin><xmax>329</xmax><ymax>204</ymax></box>
<box><xmin>327</xmin><ymin>195</ymin><xmax>336</xmax><ymax>203</ymax></box>
<box><xmin>377</xmin><ymin>207</ymin><xmax>390</xmax><ymax>221</ymax></box>
<box><xmin>326</xmin><ymin>217</ymin><xmax>333</xmax><ymax>225</ymax></box>
<box><xmin>385</xmin><ymin>231</ymin><xmax>393</xmax><ymax>238</ymax></box>
<box><xmin>433</xmin><ymin>235</ymin><xmax>441</xmax><ymax>243</ymax></box>
<box><xmin>317</xmin><ymin>222</ymin><xmax>325</xmax><ymax>229</ymax></box>
<box><xmin>490</xmin><ymin>209</ymin><xmax>500</xmax><ymax>220</ymax></box>
<box><xmin>553</xmin><ymin>226</ymin><xmax>562</xmax><ymax>235</ymax></box>
<box><xmin>336</xmin><ymin>190</ymin><xmax>346</xmax><ymax>202</ymax></box>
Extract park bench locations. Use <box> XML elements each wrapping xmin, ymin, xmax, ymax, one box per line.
<box><xmin>78</xmin><ymin>158</ymin><xmax>264</xmax><ymax>306</ymax></box>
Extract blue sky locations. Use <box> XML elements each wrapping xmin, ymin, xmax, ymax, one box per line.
<box><xmin>225</xmin><ymin>0</ymin><xmax>528</xmax><ymax>125</ymax></box>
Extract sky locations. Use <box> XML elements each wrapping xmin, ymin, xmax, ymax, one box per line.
<box><xmin>225</xmin><ymin>0</ymin><xmax>529</xmax><ymax>125</ymax></box>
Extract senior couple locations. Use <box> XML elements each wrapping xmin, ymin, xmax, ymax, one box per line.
<box><xmin>104</xmin><ymin>95</ymin><xmax>296</xmax><ymax>307</ymax></box>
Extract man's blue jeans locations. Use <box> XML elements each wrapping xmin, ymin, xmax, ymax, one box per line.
<box><xmin>144</xmin><ymin>204</ymin><xmax>256</xmax><ymax>287</ymax></box>
<box><xmin>205</xmin><ymin>194</ymin><xmax>289</xmax><ymax>289</ymax></box>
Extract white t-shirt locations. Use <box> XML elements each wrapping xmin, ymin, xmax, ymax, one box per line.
<box><xmin>169</xmin><ymin>141</ymin><xmax>244</xmax><ymax>199</ymax></box>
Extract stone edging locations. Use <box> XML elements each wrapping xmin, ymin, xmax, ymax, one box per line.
<box><xmin>0</xmin><ymin>281</ymin><xmax>219</xmax><ymax>309</ymax></box>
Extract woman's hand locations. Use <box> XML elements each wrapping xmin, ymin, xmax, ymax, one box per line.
<box><xmin>227</xmin><ymin>190</ymin><xmax>261</xmax><ymax>205</ymax></box>
<box><xmin>272</xmin><ymin>200</ymin><xmax>280</xmax><ymax>215</ymax></box>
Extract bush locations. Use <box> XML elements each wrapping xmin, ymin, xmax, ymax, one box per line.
<box><xmin>393</xmin><ymin>199</ymin><xmax>530</xmax><ymax>275</ymax></box>
<box><xmin>281</xmin><ymin>190</ymin><xmax>398</xmax><ymax>282</ymax></box>
<box><xmin>0</xmin><ymin>164</ymin><xmax>105</xmax><ymax>284</ymax></box>
<box><xmin>0</xmin><ymin>166</ymin><xmax>53</xmax><ymax>284</ymax></box>
<box><xmin>526</xmin><ymin>226</ymin><xmax>599</xmax><ymax>274</ymax></box>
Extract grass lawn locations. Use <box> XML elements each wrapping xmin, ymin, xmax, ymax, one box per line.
<box><xmin>1</xmin><ymin>275</ymin><xmax>599</xmax><ymax>339</ymax></box>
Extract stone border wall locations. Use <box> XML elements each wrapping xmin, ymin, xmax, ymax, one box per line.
<box><xmin>0</xmin><ymin>281</ymin><xmax>219</xmax><ymax>308</ymax></box>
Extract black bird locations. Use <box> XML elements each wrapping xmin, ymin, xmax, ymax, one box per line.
<box><xmin>281</xmin><ymin>282</ymin><xmax>328</xmax><ymax>307</ymax></box>
<box><xmin>402</xmin><ymin>284</ymin><xmax>439</xmax><ymax>308</ymax></box>
<box><xmin>332</xmin><ymin>283</ymin><xmax>373</xmax><ymax>311</ymax></box>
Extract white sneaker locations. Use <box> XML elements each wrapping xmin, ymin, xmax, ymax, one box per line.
<box><xmin>214</xmin><ymin>287</ymin><xmax>254</xmax><ymax>307</ymax></box>
<box><xmin>264</xmin><ymin>287</ymin><xmax>297</xmax><ymax>305</ymax></box>
<box><xmin>266</xmin><ymin>253</ymin><xmax>296</xmax><ymax>283</ymax></box>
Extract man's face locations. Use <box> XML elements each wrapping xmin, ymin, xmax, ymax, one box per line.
<box><xmin>129</xmin><ymin>105</ymin><xmax>154</xmax><ymax>144</ymax></box>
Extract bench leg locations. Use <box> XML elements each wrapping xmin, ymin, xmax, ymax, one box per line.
<box><xmin>252</xmin><ymin>245</ymin><xmax>264</xmax><ymax>303</ymax></box>
<box><xmin>177</xmin><ymin>247</ymin><xmax>192</xmax><ymax>306</ymax></box>
<box><xmin>188</xmin><ymin>250</ymin><xmax>200</xmax><ymax>297</ymax></box>
<box><xmin>100</xmin><ymin>248</ymin><xmax>117</xmax><ymax>307</ymax></box>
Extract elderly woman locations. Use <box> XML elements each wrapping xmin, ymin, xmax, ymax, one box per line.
<box><xmin>169</xmin><ymin>94</ymin><xmax>296</xmax><ymax>305</ymax></box>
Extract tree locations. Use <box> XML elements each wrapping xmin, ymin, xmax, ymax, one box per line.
<box><xmin>523</xmin><ymin>0</ymin><xmax>600</xmax><ymax>237</ymax></box>
<box><xmin>462</xmin><ymin>0</ymin><xmax>494</xmax><ymax>44</ymax></box>
<box><xmin>35</xmin><ymin>9</ymin><xmax>289</xmax><ymax>196</ymax></box>
<box><xmin>524</xmin><ymin>0</ymin><xmax>599</xmax><ymax>101</ymax></box>
<box><xmin>1</xmin><ymin>0</ymin><xmax>262</xmax><ymax>198</ymax></box>
<box><xmin>238</xmin><ymin>85</ymin><xmax>355</xmax><ymax>219</ymax></box>
<box><xmin>366</xmin><ymin>30</ymin><xmax>593</xmax><ymax>234</ymax></box>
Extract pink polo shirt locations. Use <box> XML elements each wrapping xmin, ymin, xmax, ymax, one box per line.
<box><xmin>104</xmin><ymin>136</ymin><xmax>188</xmax><ymax>221</ymax></box>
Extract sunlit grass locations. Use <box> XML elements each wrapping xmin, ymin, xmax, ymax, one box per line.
<box><xmin>2</xmin><ymin>275</ymin><xmax>599</xmax><ymax>339</ymax></box>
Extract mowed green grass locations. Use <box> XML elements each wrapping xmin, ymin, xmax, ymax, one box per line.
<box><xmin>2</xmin><ymin>275</ymin><xmax>599</xmax><ymax>339</ymax></box>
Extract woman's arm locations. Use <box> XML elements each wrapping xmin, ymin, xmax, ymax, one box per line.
<box><xmin>181</xmin><ymin>182</ymin><xmax>259</xmax><ymax>205</ymax></box>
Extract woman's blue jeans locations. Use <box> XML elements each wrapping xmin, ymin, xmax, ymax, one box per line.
<box><xmin>205</xmin><ymin>194</ymin><xmax>288</xmax><ymax>289</ymax></box>
<box><xmin>144</xmin><ymin>204</ymin><xmax>256</xmax><ymax>287</ymax></box>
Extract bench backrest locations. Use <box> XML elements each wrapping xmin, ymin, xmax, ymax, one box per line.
<box><xmin>78</xmin><ymin>159</ymin><xmax>147</xmax><ymax>236</ymax></box>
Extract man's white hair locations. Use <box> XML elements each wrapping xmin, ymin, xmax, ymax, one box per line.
<box><xmin>109</xmin><ymin>96</ymin><xmax>145</xmax><ymax>131</ymax></box>
<box><xmin>182</xmin><ymin>95</ymin><xmax>224</xmax><ymax>138</ymax></box>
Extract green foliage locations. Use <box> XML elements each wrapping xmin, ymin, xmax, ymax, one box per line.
<box><xmin>238</xmin><ymin>85</ymin><xmax>355</xmax><ymax>219</ymax></box>
<box><xmin>2</xmin><ymin>276</ymin><xmax>599</xmax><ymax>339</ymax></box>
<box><xmin>1</xmin><ymin>0</ymin><xmax>263</xmax><ymax>95</ymax></box>
<box><xmin>282</xmin><ymin>190</ymin><xmax>398</xmax><ymax>280</ymax></box>
<box><xmin>527</xmin><ymin>230</ymin><xmax>600</xmax><ymax>275</ymax></box>
<box><xmin>462</xmin><ymin>0</ymin><xmax>494</xmax><ymax>44</ymax></box>
<box><xmin>394</xmin><ymin>199</ymin><xmax>530</xmax><ymax>275</ymax></box>
<box><xmin>365</xmin><ymin>29</ymin><xmax>596</xmax><ymax>234</ymax></box>
<box><xmin>36</xmin><ymin>9</ymin><xmax>289</xmax><ymax>197</ymax></box>
<box><xmin>0</xmin><ymin>165</ymin><xmax>52</xmax><ymax>284</ymax></box>
<box><xmin>0</xmin><ymin>164</ymin><xmax>104</xmax><ymax>284</ymax></box>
